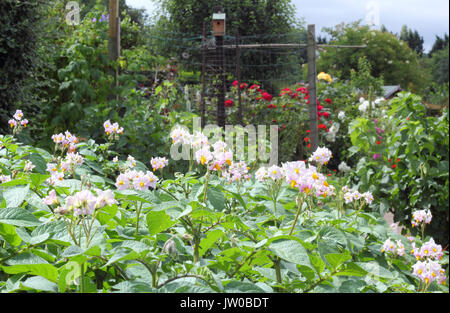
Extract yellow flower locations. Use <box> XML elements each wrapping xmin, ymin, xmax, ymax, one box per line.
<box><xmin>318</xmin><ymin>72</ymin><xmax>333</xmax><ymax>83</ymax></box>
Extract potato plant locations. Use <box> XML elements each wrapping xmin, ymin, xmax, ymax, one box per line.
<box><xmin>0</xmin><ymin>110</ymin><xmax>447</xmax><ymax>293</ymax></box>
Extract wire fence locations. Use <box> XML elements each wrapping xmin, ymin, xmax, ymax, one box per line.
<box><xmin>143</xmin><ymin>29</ymin><xmax>309</xmax><ymax>122</ymax></box>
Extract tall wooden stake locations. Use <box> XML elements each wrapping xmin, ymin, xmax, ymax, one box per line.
<box><xmin>108</xmin><ymin>0</ymin><xmax>120</xmax><ymax>100</ymax></box>
<box><xmin>216</xmin><ymin>36</ymin><xmax>226</xmax><ymax>128</ymax></box>
<box><xmin>236</xmin><ymin>30</ymin><xmax>242</xmax><ymax>125</ymax></box>
<box><xmin>307</xmin><ymin>24</ymin><xmax>318</xmax><ymax>152</ymax></box>
<box><xmin>201</xmin><ymin>22</ymin><xmax>207</xmax><ymax>128</ymax></box>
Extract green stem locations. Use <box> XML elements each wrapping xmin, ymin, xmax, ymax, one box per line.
<box><xmin>135</xmin><ymin>201</ymin><xmax>143</xmax><ymax>236</ymax></box>
<box><xmin>289</xmin><ymin>195</ymin><xmax>303</xmax><ymax>236</ymax></box>
<box><xmin>273</xmin><ymin>257</ymin><xmax>283</xmax><ymax>292</ymax></box>
<box><xmin>79</xmin><ymin>262</ymin><xmax>85</xmax><ymax>293</ymax></box>
<box><xmin>202</xmin><ymin>169</ymin><xmax>210</xmax><ymax>203</ymax></box>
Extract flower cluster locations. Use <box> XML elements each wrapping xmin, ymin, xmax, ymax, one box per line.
<box><xmin>45</xmin><ymin>152</ymin><xmax>84</xmax><ymax>185</ymax></box>
<box><xmin>412</xmin><ymin>259</ymin><xmax>446</xmax><ymax>286</ymax></box>
<box><xmin>342</xmin><ymin>186</ymin><xmax>374</xmax><ymax>205</ymax></box>
<box><xmin>8</xmin><ymin>109</ymin><xmax>29</xmax><ymax>134</ymax></box>
<box><xmin>0</xmin><ymin>175</ymin><xmax>12</xmax><ymax>183</ymax></box>
<box><xmin>381</xmin><ymin>238</ymin><xmax>405</xmax><ymax>256</ymax></box>
<box><xmin>150</xmin><ymin>157</ymin><xmax>169</xmax><ymax>171</ymax></box>
<box><xmin>224</xmin><ymin>100</ymin><xmax>234</xmax><ymax>108</ymax></box>
<box><xmin>103</xmin><ymin>120</ymin><xmax>124</xmax><ymax>140</ymax></box>
<box><xmin>411</xmin><ymin>209</ymin><xmax>432</xmax><ymax>228</ymax></box>
<box><xmin>222</xmin><ymin>161</ymin><xmax>251</xmax><ymax>183</ymax></box>
<box><xmin>53</xmin><ymin>189</ymin><xmax>116</xmax><ymax>216</ymax></box>
<box><xmin>52</xmin><ymin>131</ymin><xmax>79</xmax><ymax>153</ymax></box>
<box><xmin>411</xmin><ymin>238</ymin><xmax>444</xmax><ymax>261</ymax></box>
<box><xmin>308</xmin><ymin>146</ymin><xmax>333</xmax><ymax>166</ymax></box>
<box><xmin>256</xmin><ymin>160</ymin><xmax>335</xmax><ymax>198</ymax></box>
<box><xmin>115</xmin><ymin>170</ymin><xmax>158</xmax><ymax>191</ymax></box>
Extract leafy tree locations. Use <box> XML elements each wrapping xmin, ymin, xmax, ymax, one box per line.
<box><xmin>429</xmin><ymin>34</ymin><xmax>449</xmax><ymax>57</ymax></box>
<box><xmin>0</xmin><ymin>0</ymin><xmax>43</xmax><ymax>134</ymax></box>
<box><xmin>399</xmin><ymin>25</ymin><xmax>424</xmax><ymax>56</ymax></box>
<box><xmin>430</xmin><ymin>43</ymin><xmax>449</xmax><ymax>85</ymax></box>
<box><xmin>317</xmin><ymin>21</ymin><xmax>424</xmax><ymax>94</ymax></box>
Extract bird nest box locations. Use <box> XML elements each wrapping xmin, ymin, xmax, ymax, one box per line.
<box><xmin>212</xmin><ymin>13</ymin><xmax>226</xmax><ymax>36</ymax></box>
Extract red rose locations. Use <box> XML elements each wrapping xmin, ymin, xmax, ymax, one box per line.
<box><xmin>232</xmin><ymin>80</ymin><xmax>239</xmax><ymax>87</ymax></box>
<box><xmin>322</xmin><ymin>112</ymin><xmax>330</xmax><ymax>118</ymax></box>
<box><xmin>307</xmin><ymin>143</ymin><xmax>311</xmax><ymax>148</ymax></box>
<box><xmin>317</xmin><ymin>105</ymin><xmax>323</xmax><ymax>111</ymax></box>
<box><xmin>376</xmin><ymin>141</ymin><xmax>381</xmax><ymax>145</ymax></box>
<box><xmin>267</xmin><ymin>104</ymin><xmax>276</xmax><ymax>109</ymax></box>
<box><xmin>306</xmin><ymin>129</ymin><xmax>310</xmax><ymax>133</ymax></box>
<box><xmin>325</xmin><ymin>98</ymin><xmax>332</xmax><ymax>104</ymax></box>
<box><xmin>224</xmin><ymin>100</ymin><xmax>234</xmax><ymax>107</ymax></box>
<box><xmin>318</xmin><ymin>124</ymin><xmax>327</xmax><ymax>129</ymax></box>
<box><xmin>304</xmin><ymin>137</ymin><xmax>310</xmax><ymax>142</ymax></box>
<box><xmin>262</xmin><ymin>92</ymin><xmax>273</xmax><ymax>101</ymax></box>
<box><xmin>240</xmin><ymin>83</ymin><xmax>247</xmax><ymax>89</ymax></box>
<box><xmin>392</xmin><ymin>164</ymin><xmax>397</xmax><ymax>169</ymax></box>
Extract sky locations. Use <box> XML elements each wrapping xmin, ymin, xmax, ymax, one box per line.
<box><xmin>126</xmin><ymin>0</ymin><xmax>449</xmax><ymax>52</ymax></box>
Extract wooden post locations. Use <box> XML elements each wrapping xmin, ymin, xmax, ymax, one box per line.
<box><xmin>216</xmin><ymin>35</ymin><xmax>226</xmax><ymax>128</ymax></box>
<box><xmin>307</xmin><ymin>24</ymin><xmax>318</xmax><ymax>152</ymax></box>
<box><xmin>236</xmin><ymin>30</ymin><xmax>242</xmax><ymax>125</ymax></box>
<box><xmin>108</xmin><ymin>0</ymin><xmax>120</xmax><ymax>99</ymax></box>
<box><xmin>201</xmin><ymin>22</ymin><xmax>207</xmax><ymax>128</ymax></box>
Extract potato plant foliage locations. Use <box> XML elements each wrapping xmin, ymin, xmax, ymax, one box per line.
<box><xmin>0</xmin><ymin>115</ymin><xmax>447</xmax><ymax>294</ymax></box>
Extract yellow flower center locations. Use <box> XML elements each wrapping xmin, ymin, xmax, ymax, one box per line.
<box><xmin>312</xmin><ymin>173</ymin><xmax>319</xmax><ymax>180</ymax></box>
<box><xmin>201</xmin><ymin>156</ymin><xmax>207</xmax><ymax>165</ymax></box>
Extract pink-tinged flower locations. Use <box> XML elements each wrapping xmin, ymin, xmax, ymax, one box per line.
<box><xmin>115</xmin><ymin>173</ymin><xmax>130</xmax><ymax>190</ymax></box>
<box><xmin>381</xmin><ymin>238</ymin><xmax>396</xmax><ymax>253</ymax></box>
<box><xmin>46</xmin><ymin>163</ymin><xmax>58</xmax><ymax>173</ymax></box>
<box><xmin>133</xmin><ymin>176</ymin><xmax>150</xmax><ymax>191</ymax></box>
<box><xmin>144</xmin><ymin>171</ymin><xmax>158</xmax><ymax>189</ymax></box>
<box><xmin>150</xmin><ymin>157</ymin><xmax>169</xmax><ymax>171</ymax></box>
<box><xmin>411</xmin><ymin>209</ymin><xmax>432</xmax><ymax>227</ymax></box>
<box><xmin>52</xmin><ymin>133</ymin><xmax>65</xmax><ymax>144</ymax></box>
<box><xmin>232</xmin><ymin>80</ymin><xmax>239</xmax><ymax>87</ymax></box>
<box><xmin>255</xmin><ymin>167</ymin><xmax>267</xmax><ymax>182</ymax></box>
<box><xmin>0</xmin><ymin>175</ymin><xmax>11</xmax><ymax>183</ymax></box>
<box><xmin>95</xmin><ymin>189</ymin><xmax>117</xmax><ymax>209</ymax></box>
<box><xmin>43</xmin><ymin>189</ymin><xmax>59</xmax><ymax>206</ymax></box>
<box><xmin>309</xmin><ymin>146</ymin><xmax>333</xmax><ymax>165</ymax></box>
<box><xmin>267</xmin><ymin>165</ymin><xmax>284</xmax><ymax>180</ymax></box>
<box><xmin>20</xmin><ymin>119</ymin><xmax>29</xmax><ymax>127</ymax></box>
<box><xmin>24</xmin><ymin>160</ymin><xmax>35</xmax><ymax>172</ymax></box>
<box><xmin>195</xmin><ymin>145</ymin><xmax>213</xmax><ymax>165</ymax></box>
<box><xmin>170</xmin><ymin>126</ymin><xmax>190</xmax><ymax>145</ymax></box>
<box><xmin>8</xmin><ymin>119</ymin><xmax>17</xmax><ymax>128</ymax></box>
<box><xmin>373</xmin><ymin>153</ymin><xmax>382</xmax><ymax>160</ymax></box>
<box><xmin>13</xmin><ymin>110</ymin><xmax>23</xmax><ymax>121</ymax></box>
<box><xmin>396</xmin><ymin>240</ymin><xmax>405</xmax><ymax>256</ymax></box>
<box><xmin>240</xmin><ymin>83</ymin><xmax>247</xmax><ymax>89</ymax></box>
<box><xmin>361</xmin><ymin>191</ymin><xmax>374</xmax><ymax>204</ymax></box>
